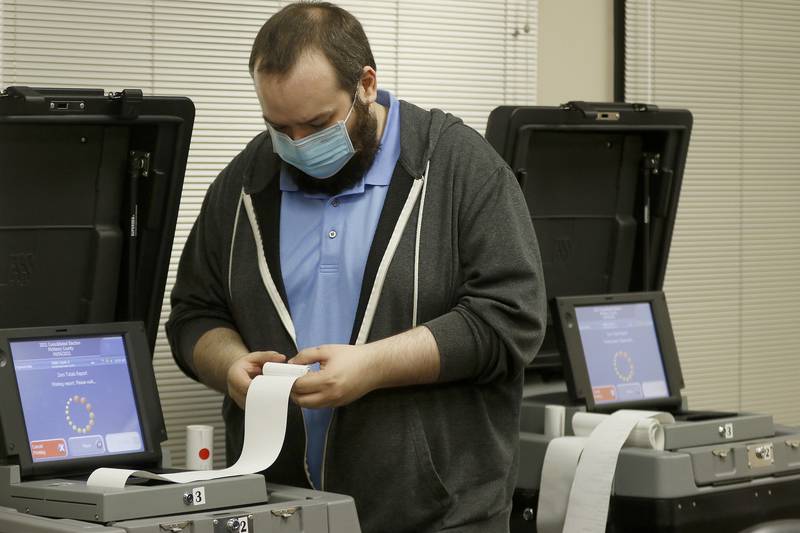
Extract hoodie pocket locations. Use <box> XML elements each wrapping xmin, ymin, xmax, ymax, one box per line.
<box><xmin>325</xmin><ymin>393</ymin><xmax>454</xmax><ymax>533</ymax></box>
<box><xmin>408</xmin><ymin>400</ymin><xmax>452</xmax><ymax>510</ymax></box>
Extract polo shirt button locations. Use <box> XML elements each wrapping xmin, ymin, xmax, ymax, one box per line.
<box><xmin>328</xmin><ymin>230</ymin><xmax>337</xmax><ymax>239</ymax></box>
<box><xmin>331</xmin><ymin>198</ymin><xmax>340</xmax><ymax>207</ymax></box>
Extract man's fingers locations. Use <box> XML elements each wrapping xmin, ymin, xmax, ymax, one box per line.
<box><xmin>227</xmin><ymin>350</ymin><xmax>287</xmax><ymax>411</ymax></box>
<box><xmin>244</xmin><ymin>352</ymin><xmax>287</xmax><ymax>375</ymax></box>
<box><xmin>291</xmin><ymin>372</ymin><xmax>327</xmax><ymax>394</ymax></box>
<box><xmin>292</xmin><ymin>392</ymin><xmax>328</xmax><ymax>409</ymax></box>
<box><xmin>251</xmin><ymin>351</ymin><xmax>287</xmax><ymax>364</ymax></box>
<box><xmin>290</xmin><ymin>345</ymin><xmax>332</xmax><ymax>366</ymax></box>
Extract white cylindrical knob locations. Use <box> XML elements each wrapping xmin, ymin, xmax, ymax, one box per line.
<box><xmin>185</xmin><ymin>424</ymin><xmax>214</xmax><ymax>470</ymax></box>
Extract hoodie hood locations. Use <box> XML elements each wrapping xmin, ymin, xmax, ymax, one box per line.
<box><xmin>396</xmin><ymin>100</ymin><xmax>464</xmax><ymax>178</ymax></box>
<box><xmin>241</xmin><ymin>132</ymin><xmax>279</xmax><ymax>195</ymax></box>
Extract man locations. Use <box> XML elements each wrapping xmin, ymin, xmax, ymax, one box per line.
<box><xmin>166</xmin><ymin>2</ymin><xmax>545</xmax><ymax>532</ymax></box>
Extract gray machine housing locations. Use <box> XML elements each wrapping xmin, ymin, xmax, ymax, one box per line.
<box><xmin>516</xmin><ymin>393</ymin><xmax>800</xmax><ymax>533</ymax></box>
<box><xmin>0</xmin><ymin>464</ymin><xmax>360</xmax><ymax>533</ymax></box>
<box><xmin>518</xmin><ymin>392</ymin><xmax>800</xmax><ymax>499</ymax></box>
<box><xmin>530</xmin><ymin>291</ymin><xmax>800</xmax><ymax>499</ymax></box>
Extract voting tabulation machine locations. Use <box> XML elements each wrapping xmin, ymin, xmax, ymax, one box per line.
<box><xmin>0</xmin><ymin>87</ymin><xmax>360</xmax><ymax>533</ymax></box>
<box><xmin>486</xmin><ymin>103</ymin><xmax>800</xmax><ymax>532</ymax></box>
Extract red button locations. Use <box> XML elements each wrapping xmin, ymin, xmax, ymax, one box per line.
<box><xmin>198</xmin><ymin>448</ymin><xmax>210</xmax><ymax>460</ymax></box>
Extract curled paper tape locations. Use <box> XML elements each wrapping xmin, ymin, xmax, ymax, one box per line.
<box><xmin>537</xmin><ymin>410</ymin><xmax>674</xmax><ymax>533</ymax></box>
<box><xmin>87</xmin><ymin>363</ymin><xmax>309</xmax><ymax>489</ymax></box>
<box><xmin>536</xmin><ymin>436</ymin><xmax>585</xmax><ymax>533</ymax></box>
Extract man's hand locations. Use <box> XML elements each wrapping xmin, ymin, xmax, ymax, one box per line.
<box><xmin>289</xmin><ymin>344</ymin><xmax>381</xmax><ymax>408</ymax></box>
<box><xmin>227</xmin><ymin>351</ymin><xmax>287</xmax><ymax>409</ymax></box>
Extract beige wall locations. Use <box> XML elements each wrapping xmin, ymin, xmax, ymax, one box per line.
<box><xmin>537</xmin><ymin>0</ymin><xmax>615</xmax><ymax>106</ymax></box>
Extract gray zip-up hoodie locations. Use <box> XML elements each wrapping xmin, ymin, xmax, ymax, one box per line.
<box><xmin>166</xmin><ymin>100</ymin><xmax>546</xmax><ymax>533</ymax></box>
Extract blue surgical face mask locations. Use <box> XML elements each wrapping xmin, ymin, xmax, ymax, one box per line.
<box><xmin>267</xmin><ymin>94</ymin><xmax>358</xmax><ymax>179</ymax></box>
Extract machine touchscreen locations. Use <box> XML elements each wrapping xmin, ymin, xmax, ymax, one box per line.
<box><xmin>574</xmin><ymin>302</ymin><xmax>670</xmax><ymax>405</ymax></box>
<box><xmin>554</xmin><ymin>291</ymin><xmax>684</xmax><ymax>412</ymax></box>
<box><xmin>0</xmin><ymin>322</ymin><xmax>164</xmax><ymax>478</ymax></box>
<box><xmin>10</xmin><ymin>334</ymin><xmax>145</xmax><ymax>463</ymax></box>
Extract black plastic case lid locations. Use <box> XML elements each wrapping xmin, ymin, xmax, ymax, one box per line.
<box><xmin>0</xmin><ymin>87</ymin><xmax>195</xmax><ymax>353</ymax></box>
<box><xmin>485</xmin><ymin>101</ymin><xmax>692</xmax><ymax>372</ymax></box>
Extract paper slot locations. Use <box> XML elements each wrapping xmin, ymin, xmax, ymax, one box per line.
<box><xmin>87</xmin><ymin>363</ymin><xmax>310</xmax><ymax>489</ymax></box>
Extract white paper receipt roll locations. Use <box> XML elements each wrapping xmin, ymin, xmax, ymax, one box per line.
<box><xmin>185</xmin><ymin>424</ymin><xmax>214</xmax><ymax>471</ymax></box>
<box><xmin>87</xmin><ymin>362</ymin><xmax>310</xmax><ymax>489</ymax></box>
<box><xmin>537</xmin><ymin>409</ymin><xmax>674</xmax><ymax>533</ymax></box>
<box><xmin>572</xmin><ymin>411</ymin><xmax>673</xmax><ymax>451</ymax></box>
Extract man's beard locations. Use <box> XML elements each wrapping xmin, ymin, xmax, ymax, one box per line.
<box><xmin>287</xmin><ymin>98</ymin><xmax>380</xmax><ymax>196</ymax></box>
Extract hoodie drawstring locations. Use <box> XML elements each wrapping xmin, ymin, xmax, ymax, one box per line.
<box><xmin>412</xmin><ymin>159</ymin><xmax>430</xmax><ymax>328</ymax></box>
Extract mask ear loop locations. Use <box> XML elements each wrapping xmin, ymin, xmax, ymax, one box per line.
<box><xmin>342</xmin><ymin>83</ymin><xmax>361</xmax><ymax>125</ymax></box>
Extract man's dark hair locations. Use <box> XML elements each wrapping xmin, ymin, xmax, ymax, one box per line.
<box><xmin>249</xmin><ymin>2</ymin><xmax>376</xmax><ymax>91</ymax></box>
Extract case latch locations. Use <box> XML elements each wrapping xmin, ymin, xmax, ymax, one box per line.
<box><xmin>117</xmin><ymin>88</ymin><xmax>144</xmax><ymax>119</ymax></box>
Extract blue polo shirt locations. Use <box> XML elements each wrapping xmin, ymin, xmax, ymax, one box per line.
<box><xmin>279</xmin><ymin>89</ymin><xmax>400</xmax><ymax>488</ymax></box>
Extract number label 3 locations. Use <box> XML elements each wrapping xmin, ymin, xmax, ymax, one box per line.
<box><xmin>191</xmin><ymin>486</ymin><xmax>206</xmax><ymax>506</ymax></box>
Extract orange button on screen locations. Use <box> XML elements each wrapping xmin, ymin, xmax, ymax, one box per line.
<box><xmin>30</xmin><ymin>439</ymin><xmax>68</xmax><ymax>459</ymax></box>
<box><xmin>592</xmin><ymin>386</ymin><xmax>616</xmax><ymax>403</ymax></box>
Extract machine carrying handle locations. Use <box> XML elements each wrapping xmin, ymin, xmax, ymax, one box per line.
<box><xmin>4</xmin><ymin>86</ymin><xmax>106</xmax><ymax>102</ymax></box>
<box><xmin>560</xmin><ymin>100</ymin><xmax>659</xmax><ymax>120</ymax></box>
<box><xmin>4</xmin><ymin>86</ymin><xmax>46</xmax><ymax>104</ymax></box>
